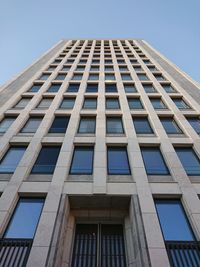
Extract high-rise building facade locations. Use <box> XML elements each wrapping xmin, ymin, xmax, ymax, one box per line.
<box><xmin>0</xmin><ymin>39</ymin><xmax>200</xmax><ymax>267</ymax></box>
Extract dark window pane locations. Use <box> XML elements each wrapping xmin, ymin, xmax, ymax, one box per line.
<box><xmin>161</xmin><ymin>84</ymin><xmax>176</xmax><ymax>93</ymax></box>
<box><xmin>151</xmin><ymin>98</ymin><xmax>167</xmax><ymax>109</ymax></box>
<box><xmin>29</xmin><ymin>84</ymin><xmax>42</xmax><ymax>92</ymax></box>
<box><xmin>187</xmin><ymin>118</ymin><xmax>200</xmax><ymax>134</ymax></box>
<box><xmin>105</xmin><ymin>74</ymin><xmax>115</xmax><ymax>80</ymax></box>
<box><xmin>21</xmin><ymin>117</ymin><xmax>43</xmax><ymax>133</ymax></box>
<box><xmin>154</xmin><ymin>74</ymin><xmax>165</xmax><ymax>81</ymax></box>
<box><xmin>4</xmin><ymin>198</ymin><xmax>44</xmax><ymax>239</ymax></box>
<box><xmin>175</xmin><ymin>147</ymin><xmax>200</xmax><ymax>175</ymax></box>
<box><xmin>155</xmin><ymin>200</ymin><xmax>195</xmax><ymax>241</ymax></box>
<box><xmin>14</xmin><ymin>98</ymin><xmax>31</xmax><ymax>109</ymax></box>
<box><xmin>108</xmin><ymin>147</ymin><xmax>131</xmax><ymax>174</ymax></box>
<box><xmin>105</xmin><ymin>84</ymin><xmax>117</xmax><ymax>93</ymax></box>
<box><xmin>121</xmin><ymin>74</ymin><xmax>132</xmax><ymax>80</ymax></box>
<box><xmin>0</xmin><ymin>146</ymin><xmax>26</xmax><ymax>173</ymax></box>
<box><xmin>89</xmin><ymin>74</ymin><xmax>99</xmax><ymax>80</ymax></box>
<box><xmin>160</xmin><ymin>118</ymin><xmax>182</xmax><ymax>134</ymax></box>
<box><xmin>137</xmin><ymin>74</ymin><xmax>149</xmax><ymax>81</ymax></box>
<box><xmin>31</xmin><ymin>146</ymin><xmax>61</xmax><ymax>174</ymax></box>
<box><xmin>60</xmin><ymin>98</ymin><xmax>75</xmax><ymax>109</ymax></box>
<box><xmin>37</xmin><ymin>98</ymin><xmax>52</xmax><ymax>109</ymax></box>
<box><xmin>70</xmin><ymin>147</ymin><xmax>94</xmax><ymax>174</ymax></box>
<box><xmin>107</xmin><ymin>117</ymin><xmax>124</xmax><ymax>134</ymax></box>
<box><xmin>55</xmin><ymin>74</ymin><xmax>66</xmax><ymax>80</ymax></box>
<box><xmin>124</xmin><ymin>83</ymin><xmax>137</xmax><ymax>93</ymax></box>
<box><xmin>67</xmin><ymin>83</ymin><xmax>80</xmax><ymax>92</ymax></box>
<box><xmin>0</xmin><ymin>117</ymin><xmax>16</xmax><ymax>134</ymax></box>
<box><xmin>39</xmin><ymin>74</ymin><xmax>50</xmax><ymax>80</ymax></box>
<box><xmin>141</xmin><ymin>147</ymin><xmax>169</xmax><ymax>175</ymax></box>
<box><xmin>83</xmin><ymin>98</ymin><xmax>97</xmax><ymax>109</ymax></box>
<box><xmin>78</xmin><ymin>117</ymin><xmax>96</xmax><ymax>133</ymax></box>
<box><xmin>173</xmin><ymin>98</ymin><xmax>190</xmax><ymax>109</ymax></box>
<box><xmin>47</xmin><ymin>84</ymin><xmax>61</xmax><ymax>92</ymax></box>
<box><xmin>86</xmin><ymin>84</ymin><xmax>98</xmax><ymax>93</ymax></box>
<box><xmin>72</xmin><ymin>74</ymin><xmax>83</xmax><ymax>80</ymax></box>
<box><xmin>133</xmin><ymin>118</ymin><xmax>153</xmax><ymax>134</ymax></box>
<box><xmin>106</xmin><ymin>98</ymin><xmax>120</xmax><ymax>109</ymax></box>
<box><xmin>49</xmin><ymin>116</ymin><xmax>70</xmax><ymax>133</ymax></box>
<box><xmin>128</xmin><ymin>98</ymin><xmax>143</xmax><ymax>109</ymax></box>
<box><xmin>62</xmin><ymin>66</ymin><xmax>70</xmax><ymax>71</ymax></box>
<box><xmin>143</xmin><ymin>84</ymin><xmax>156</xmax><ymax>93</ymax></box>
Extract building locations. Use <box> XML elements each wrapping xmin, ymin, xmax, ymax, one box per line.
<box><xmin>0</xmin><ymin>39</ymin><xmax>200</xmax><ymax>267</ymax></box>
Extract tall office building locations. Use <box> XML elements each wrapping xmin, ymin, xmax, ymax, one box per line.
<box><xmin>0</xmin><ymin>39</ymin><xmax>200</xmax><ymax>267</ymax></box>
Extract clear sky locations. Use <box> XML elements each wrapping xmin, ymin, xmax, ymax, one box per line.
<box><xmin>0</xmin><ymin>0</ymin><xmax>200</xmax><ymax>86</ymax></box>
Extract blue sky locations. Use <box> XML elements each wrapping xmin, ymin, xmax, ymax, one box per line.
<box><xmin>0</xmin><ymin>0</ymin><xmax>200</xmax><ymax>85</ymax></box>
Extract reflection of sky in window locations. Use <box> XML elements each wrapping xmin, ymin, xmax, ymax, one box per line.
<box><xmin>155</xmin><ymin>200</ymin><xmax>195</xmax><ymax>241</ymax></box>
<box><xmin>5</xmin><ymin>198</ymin><xmax>44</xmax><ymax>238</ymax></box>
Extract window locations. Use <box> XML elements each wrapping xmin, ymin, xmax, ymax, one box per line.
<box><xmin>155</xmin><ymin>200</ymin><xmax>195</xmax><ymax>241</ymax></box>
<box><xmin>143</xmin><ymin>84</ymin><xmax>156</xmax><ymax>93</ymax></box>
<box><xmin>49</xmin><ymin>116</ymin><xmax>70</xmax><ymax>133</ymax></box>
<box><xmin>161</xmin><ymin>83</ymin><xmax>176</xmax><ymax>93</ymax></box>
<box><xmin>105</xmin><ymin>84</ymin><xmax>117</xmax><ymax>93</ymax></box>
<box><xmin>105</xmin><ymin>66</ymin><xmax>114</xmax><ymax>71</ymax></box>
<box><xmin>55</xmin><ymin>74</ymin><xmax>66</xmax><ymax>80</ymax></box>
<box><xmin>21</xmin><ymin>117</ymin><xmax>43</xmax><ymax>133</ymax></box>
<box><xmin>128</xmin><ymin>98</ymin><xmax>143</xmax><ymax>109</ymax></box>
<box><xmin>141</xmin><ymin>147</ymin><xmax>169</xmax><ymax>175</ymax></box>
<box><xmin>78</xmin><ymin>117</ymin><xmax>96</xmax><ymax>133</ymax></box>
<box><xmin>133</xmin><ymin>117</ymin><xmax>154</xmax><ymax>134</ymax></box>
<box><xmin>76</xmin><ymin>66</ymin><xmax>85</xmax><ymax>71</ymax></box>
<box><xmin>70</xmin><ymin>146</ymin><xmax>94</xmax><ymax>174</ymax></box>
<box><xmin>137</xmin><ymin>74</ymin><xmax>149</xmax><ymax>81</ymax></box>
<box><xmin>107</xmin><ymin>117</ymin><xmax>124</xmax><ymax>134</ymax></box>
<box><xmin>31</xmin><ymin>146</ymin><xmax>61</xmax><ymax>174</ymax></box>
<box><xmin>160</xmin><ymin>117</ymin><xmax>182</xmax><ymax>134</ymax></box>
<box><xmin>4</xmin><ymin>198</ymin><xmax>44</xmax><ymax>239</ymax></box>
<box><xmin>88</xmin><ymin>74</ymin><xmax>99</xmax><ymax>80</ymax></box>
<box><xmin>187</xmin><ymin>117</ymin><xmax>200</xmax><ymax>134</ymax></box>
<box><xmin>175</xmin><ymin>147</ymin><xmax>200</xmax><ymax>175</ymax></box>
<box><xmin>90</xmin><ymin>66</ymin><xmax>99</xmax><ymax>71</ymax></box>
<box><xmin>47</xmin><ymin>84</ymin><xmax>61</xmax><ymax>92</ymax></box>
<box><xmin>107</xmin><ymin>147</ymin><xmax>130</xmax><ymax>174</ymax></box>
<box><xmin>121</xmin><ymin>74</ymin><xmax>132</xmax><ymax>80</ymax></box>
<box><xmin>37</xmin><ymin>98</ymin><xmax>53</xmax><ymax>109</ymax></box>
<box><xmin>106</xmin><ymin>98</ymin><xmax>120</xmax><ymax>109</ymax></box>
<box><xmin>72</xmin><ymin>73</ymin><xmax>83</xmax><ymax>80</ymax></box>
<box><xmin>67</xmin><ymin>83</ymin><xmax>80</xmax><ymax>92</ymax></box>
<box><xmin>0</xmin><ymin>117</ymin><xmax>16</xmax><ymax>134</ymax></box>
<box><xmin>39</xmin><ymin>74</ymin><xmax>50</xmax><ymax>80</ymax></box>
<box><xmin>105</xmin><ymin>73</ymin><xmax>115</xmax><ymax>80</ymax></box>
<box><xmin>14</xmin><ymin>98</ymin><xmax>31</xmax><ymax>109</ymax></box>
<box><xmin>83</xmin><ymin>98</ymin><xmax>97</xmax><ymax>109</ymax></box>
<box><xmin>172</xmin><ymin>98</ymin><xmax>191</xmax><ymax>109</ymax></box>
<box><xmin>71</xmin><ymin>224</ymin><xmax>126</xmax><ymax>266</ymax></box>
<box><xmin>62</xmin><ymin>66</ymin><xmax>71</xmax><ymax>71</ymax></box>
<box><xmin>60</xmin><ymin>98</ymin><xmax>75</xmax><ymax>109</ymax></box>
<box><xmin>133</xmin><ymin>66</ymin><xmax>142</xmax><ymax>71</ymax></box>
<box><xmin>47</xmin><ymin>66</ymin><xmax>56</xmax><ymax>71</ymax></box>
<box><xmin>150</xmin><ymin>98</ymin><xmax>167</xmax><ymax>109</ymax></box>
<box><xmin>86</xmin><ymin>83</ymin><xmax>98</xmax><ymax>93</ymax></box>
<box><xmin>29</xmin><ymin>84</ymin><xmax>43</xmax><ymax>92</ymax></box>
<box><xmin>147</xmin><ymin>66</ymin><xmax>157</xmax><ymax>71</ymax></box>
<box><xmin>154</xmin><ymin>73</ymin><xmax>165</xmax><ymax>81</ymax></box>
<box><xmin>124</xmin><ymin>83</ymin><xmax>137</xmax><ymax>93</ymax></box>
<box><xmin>0</xmin><ymin>146</ymin><xmax>26</xmax><ymax>173</ymax></box>
<box><xmin>119</xmin><ymin>66</ymin><xmax>128</xmax><ymax>71</ymax></box>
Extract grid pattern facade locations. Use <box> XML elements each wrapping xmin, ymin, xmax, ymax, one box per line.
<box><xmin>0</xmin><ymin>39</ymin><xmax>200</xmax><ymax>267</ymax></box>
